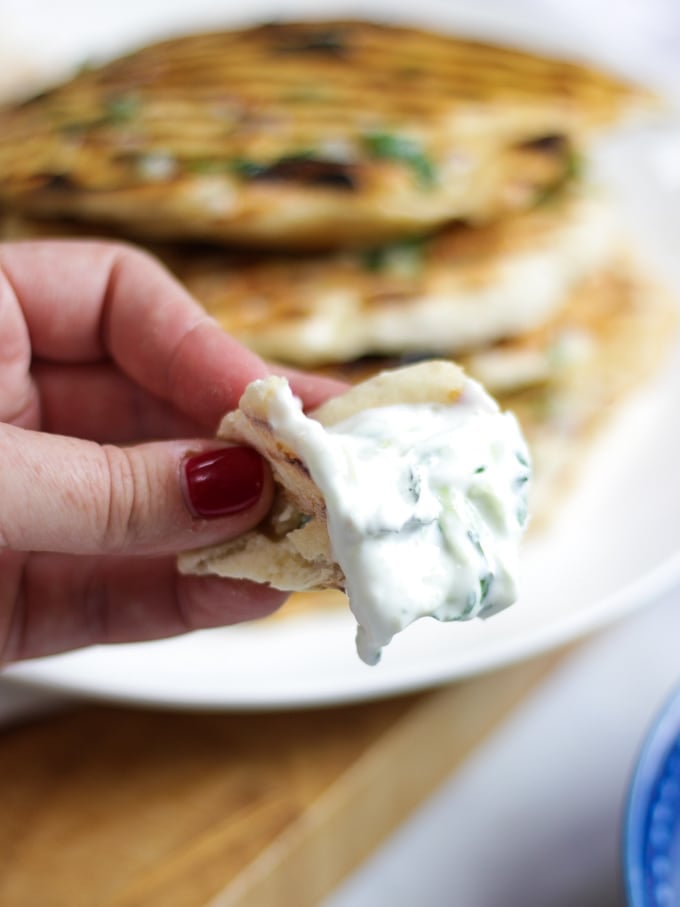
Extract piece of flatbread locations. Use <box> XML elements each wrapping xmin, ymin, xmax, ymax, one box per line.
<box><xmin>178</xmin><ymin>360</ymin><xmax>465</xmax><ymax>590</ymax></box>
<box><xmin>0</xmin><ymin>20</ymin><xmax>649</xmax><ymax>249</ymax></box>
<box><xmin>166</xmin><ymin>190</ymin><xmax>617</xmax><ymax>364</ymax></box>
<box><xmin>2</xmin><ymin>192</ymin><xmax>621</xmax><ymax>367</ymax></box>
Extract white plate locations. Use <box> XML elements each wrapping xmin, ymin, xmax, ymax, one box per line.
<box><xmin>4</xmin><ymin>0</ymin><xmax>680</xmax><ymax>709</ymax></box>
<box><xmin>7</xmin><ymin>345</ymin><xmax>680</xmax><ymax>709</ymax></box>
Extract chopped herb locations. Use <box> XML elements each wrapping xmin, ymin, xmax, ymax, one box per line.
<box><xmin>564</xmin><ymin>149</ymin><xmax>581</xmax><ymax>182</ymax></box>
<box><xmin>229</xmin><ymin>157</ymin><xmax>270</xmax><ymax>179</ymax></box>
<box><xmin>360</xmin><ymin>246</ymin><xmax>389</xmax><ymax>272</ymax></box>
<box><xmin>186</xmin><ymin>155</ymin><xmax>319</xmax><ymax>179</ymax></box>
<box><xmin>514</xmin><ymin>453</ymin><xmax>531</xmax><ymax>516</ymax></box>
<box><xmin>474</xmin><ymin>465</ymin><xmax>487</xmax><ymax>474</ymax></box>
<box><xmin>466</xmin><ymin>529</ymin><xmax>484</xmax><ymax>556</ymax></box>
<box><xmin>406</xmin><ymin>466</ymin><xmax>422</xmax><ymax>503</ymax></box>
<box><xmin>480</xmin><ymin>573</ymin><xmax>493</xmax><ymax>603</ymax></box>
<box><xmin>515</xmin><ymin>450</ymin><xmax>530</xmax><ymax>469</ymax></box>
<box><xmin>229</xmin><ymin>153</ymin><xmax>357</xmax><ymax>189</ymax></box>
<box><xmin>463</xmin><ymin>590</ymin><xmax>478</xmax><ymax>614</ymax></box>
<box><xmin>359</xmin><ymin>235</ymin><xmax>427</xmax><ymax>272</ymax></box>
<box><xmin>533</xmin><ymin>148</ymin><xmax>582</xmax><ymax>207</ymax></box>
<box><xmin>185</xmin><ymin>158</ymin><xmax>231</xmax><ymax>175</ymax></box>
<box><xmin>103</xmin><ymin>95</ymin><xmax>141</xmax><ymax>124</ymax></box>
<box><xmin>228</xmin><ymin>151</ymin><xmax>318</xmax><ymax>179</ymax></box>
<box><xmin>516</xmin><ymin>501</ymin><xmax>529</xmax><ymax>527</ymax></box>
<box><xmin>362</xmin><ymin>131</ymin><xmax>436</xmax><ymax>188</ymax></box>
<box><xmin>59</xmin><ymin>97</ymin><xmax>141</xmax><ymax>135</ymax></box>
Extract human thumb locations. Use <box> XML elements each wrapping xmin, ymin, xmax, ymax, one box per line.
<box><xmin>0</xmin><ymin>423</ymin><xmax>273</xmax><ymax>555</ymax></box>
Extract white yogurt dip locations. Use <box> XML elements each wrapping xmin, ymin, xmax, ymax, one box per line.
<box><xmin>265</xmin><ymin>377</ymin><xmax>530</xmax><ymax>664</ymax></box>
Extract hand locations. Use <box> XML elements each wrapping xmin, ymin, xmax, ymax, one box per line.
<box><xmin>0</xmin><ymin>240</ymin><xmax>343</xmax><ymax>663</ymax></box>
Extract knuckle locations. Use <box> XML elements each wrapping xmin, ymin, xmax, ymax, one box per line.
<box><xmin>99</xmin><ymin>445</ymin><xmax>150</xmax><ymax>552</ymax></box>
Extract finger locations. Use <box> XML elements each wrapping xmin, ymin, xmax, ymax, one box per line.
<box><xmin>33</xmin><ymin>360</ymin><xmax>346</xmax><ymax>441</ymax></box>
<box><xmin>0</xmin><ymin>241</ymin><xmax>350</xmax><ymax>429</ymax></box>
<box><xmin>0</xmin><ymin>422</ymin><xmax>273</xmax><ymax>555</ymax></box>
<box><xmin>32</xmin><ymin>361</ymin><xmax>203</xmax><ymax>442</ymax></box>
<box><xmin>0</xmin><ymin>245</ymin><xmax>33</xmax><ymax>425</ymax></box>
<box><xmin>1</xmin><ymin>551</ymin><xmax>286</xmax><ymax>662</ymax></box>
<box><xmin>0</xmin><ymin>240</ymin><xmax>270</xmax><ymax>428</ymax></box>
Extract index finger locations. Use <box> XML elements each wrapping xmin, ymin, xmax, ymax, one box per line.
<box><xmin>0</xmin><ymin>240</ymin><xmax>270</xmax><ymax>429</ymax></box>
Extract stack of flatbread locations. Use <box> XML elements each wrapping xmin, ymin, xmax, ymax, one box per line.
<box><xmin>0</xmin><ymin>19</ymin><xmax>675</xmax><ymax>527</ymax></box>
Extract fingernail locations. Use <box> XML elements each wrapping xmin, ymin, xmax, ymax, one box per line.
<box><xmin>183</xmin><ymin>447</ymin><xmax>265</xmax><ymax>518</ymax></box>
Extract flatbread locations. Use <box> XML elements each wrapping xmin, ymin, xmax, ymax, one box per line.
<box><xmin>495</xmin><ymin>263</ymin><xmax>678</xmax><ymax>518</ymax></box>
<box><xmin>0</xmin><ymin>20</ymin><xmax>648</xmax><ymax>248</ymax></box>
<box><xmin>167</xmin><ymin>190</ymin><xmax>618</xmax><ymax>364</ymax></box>
<box><xmin>178</xmin><ymin>360</ymin><xmax>466</xmax><ymax>590</ymax></box>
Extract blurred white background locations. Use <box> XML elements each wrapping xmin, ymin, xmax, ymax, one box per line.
<box><xmin>1</xmin><ymin>0</ymin><xmax>680</xmax><ymax>91</ymax></box>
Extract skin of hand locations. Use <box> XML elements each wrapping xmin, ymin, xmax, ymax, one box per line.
<box><xmin>0</xmin><ymin>240</ymin><xmax>345</xmax><ymax>664</ymax></box>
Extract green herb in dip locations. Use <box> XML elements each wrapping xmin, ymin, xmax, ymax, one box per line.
<box><xmin>264</xmin><ymin>375</ymin><xmax>531</xmax><ymax>664</ymax></box>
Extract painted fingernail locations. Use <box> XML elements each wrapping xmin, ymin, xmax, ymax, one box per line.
<box><xmin>183</xmin><ymin>446</ymin><xmax>265</xmax><ymax>518</ymax></box>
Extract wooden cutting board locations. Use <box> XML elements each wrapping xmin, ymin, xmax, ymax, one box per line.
<box><xmin>0</xmin><ymin>648</ymin><xmax>568</xmax><ymax>907</ymax></box>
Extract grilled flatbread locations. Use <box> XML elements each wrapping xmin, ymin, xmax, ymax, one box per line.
<box><xmin>167</xmin><ymin>190</ymin><xmax>618</xmax><ymax>364</ymax></box>
<box><xmin>490</xmin><ymin>263</ymin><xmax>678</xmax><ymax>516</ymax></box>
<box><xmin>0</xmin><ymin>20</ymin><xmax>648</xmax><ymax>249</ymax></box>
<box><xmin>178</xmin><ymin>260</ymin><xmax>676</xmax><ymax>629</ymax></box>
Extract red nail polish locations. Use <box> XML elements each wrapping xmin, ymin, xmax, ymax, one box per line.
<box><xmin>183</xmin><ymin>447</ymin><xmax>265</xmax><ymax>518</ymax></box>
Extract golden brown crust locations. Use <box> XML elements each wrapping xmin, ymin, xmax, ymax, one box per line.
<box><xmin>163</xmin><ymin>191</ymin><xmax>615</xmax><ymax>363</ymax></box>
<box><xmin>0</xmin><ymin>20</ymin><xmax>649</xmax><ymax>248</ymax></box>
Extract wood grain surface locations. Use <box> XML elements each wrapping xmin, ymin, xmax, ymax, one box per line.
<box><xmin>0</xmin><ymin>649</ymin><xmax>568</xmax><ymax>907</ymax></box>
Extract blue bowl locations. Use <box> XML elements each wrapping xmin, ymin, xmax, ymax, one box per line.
<box><xmin>625</xmin><ymin>686</ymin><xmax>680</xmax><ymax>905</ymax></box>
